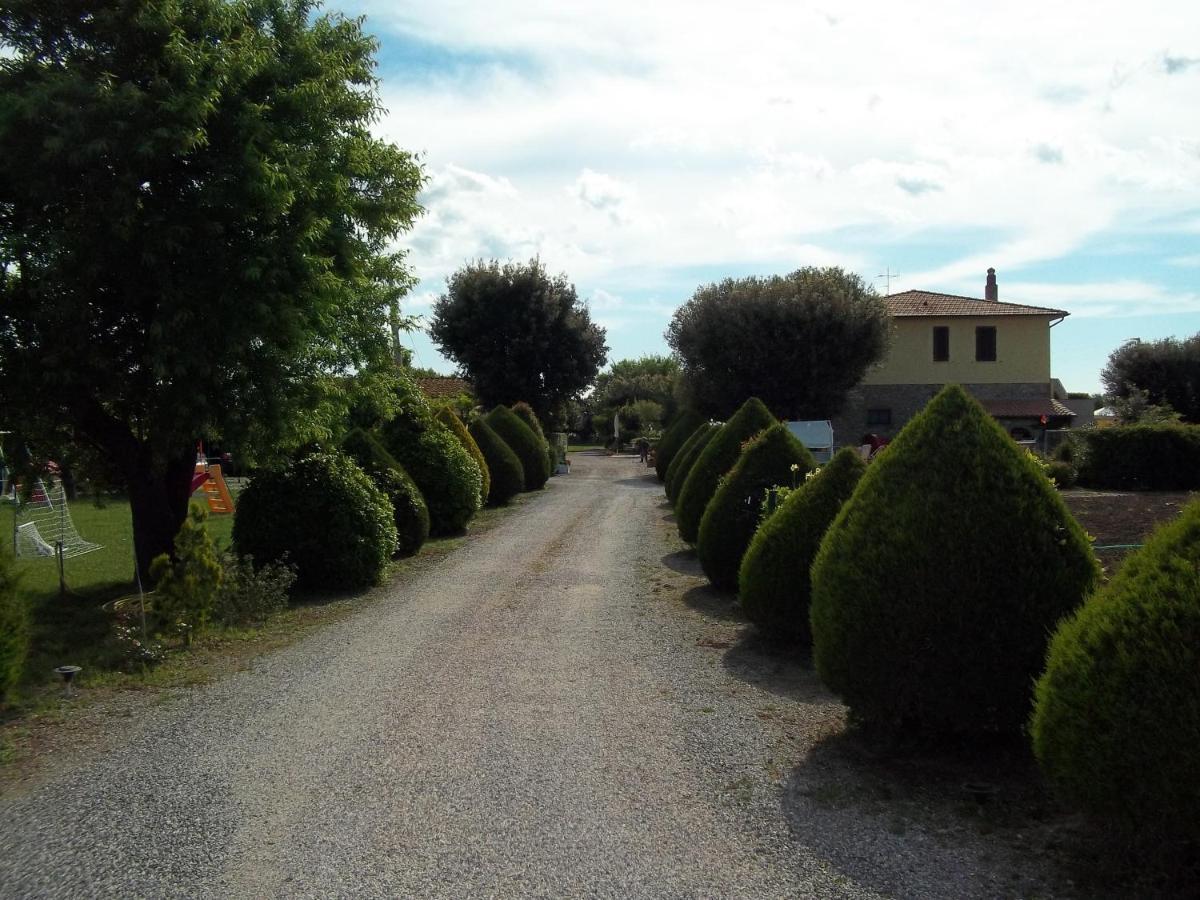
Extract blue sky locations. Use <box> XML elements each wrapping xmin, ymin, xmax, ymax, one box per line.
<box><xmin>348</xmin><ymin>1</ymin><xmax>1199</xmax><ymax>393</ymax></box>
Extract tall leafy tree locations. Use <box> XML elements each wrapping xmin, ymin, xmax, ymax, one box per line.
<box><xmin>428</xmin><ymin>259</ymin><xmax>608</xmax><ymax>426</ymax></box>
<box><xmin>666</xmin><ymin>267</ymin><xmax>889</xmax><ymax>419</ymax></box>
<box><xmin>1101</xmin><ymin>335</ymin><xmax>1200</xmax><ymax>423</ymax></box>
<box><xmin>0</xmin><ymin>0</ymin><xmax>425</xmax><ymax>577</ymax></box>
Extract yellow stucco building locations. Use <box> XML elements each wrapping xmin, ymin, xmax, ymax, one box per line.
<box><xmin>833</xmin><ymin>269</ymin><xmax>1076</xmax><ymax>443</ymax></box>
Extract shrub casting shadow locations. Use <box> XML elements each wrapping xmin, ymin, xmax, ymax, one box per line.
<box><xmin>778</xmin><ymin>725</ymin><xmax>1080</xmax><ymax>900</ymax></box>
<box><xmin>616</xmin><ymin>474</ymin><xmax>660</xmax><ymax>490</ymax></box>
<box><xmin>681</xmin><ymin>583</ymin><xmax>741</xmax><ymax>622</ymax></box>
<box><xmin>661</xmin><ymin>550</ymin><xmax>701</xmax><ymax>576</ymax></box>
<box><xmin>720</xmin><ymin>630</ymin><xmax>829</xmax><ymax>703</ymax></box>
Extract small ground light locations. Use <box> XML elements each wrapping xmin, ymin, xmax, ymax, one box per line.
<box><xmin>54</xmin><ymin>665</ymin><xmax>82</xmax><ymax>698</ymax></box>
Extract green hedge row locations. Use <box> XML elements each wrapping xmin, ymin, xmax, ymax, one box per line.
<box><xmin>1078</xmin><ymin>423</ymin><xmax>1200</xmax><ymax>490</ymax></box>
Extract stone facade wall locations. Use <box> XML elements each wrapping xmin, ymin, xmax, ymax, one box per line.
<box><xmin>832</xmin><ymin>382</ymin><xmax>1049</xmax><ymax>446</ymax></box>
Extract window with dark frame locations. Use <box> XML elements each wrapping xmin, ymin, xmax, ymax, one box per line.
<box><xmin>866</xmin><ymin>408</ymin><xmax>892</xmax><ymax>426</ymax></box>
<box><xmin>932</xmin><ymin>326</ymin><xmax>950</xmax><ymax>362</ymax></box>
<box><xmin>975</xmin><ymin>326</ymin><xmax>997</xmax><ymax>362</ymax></box>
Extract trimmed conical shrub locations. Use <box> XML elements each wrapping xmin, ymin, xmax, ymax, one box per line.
<box><xmin>0</xmin><ymin>544</ymin><xmax>28</xmax><ymax>705</ymax></box>
<box><xmin>436</xmin><ymin>406</ymin><xmax>490</xmax><ymax>505</ymax></box>
<box><xmin>810</xmin><ymin>385</ymin><xmax>1099</xmax><ymax>738</ymax></box>
<box><xmin>378</xmin><ymin>419</ymin><xmax>483</xmax><ymax>536</ymax></box>
<box><xmin>1031</xmin><ymin>499</ymin><xmax>1200</xmax><ymax>848</ymax></box>
<box><xmin>234</xmin><ymin>452</ymin><xmax>398</xmax><ymax>590</ymax></box>
<box><xmin>697</xmin><ymin>424</ymin><xmax>815</xmax><ymax>591</ymax></box>
<box><xmin>739</xmin><ymin>448</ymin><xmax>866</xmax><ymax>641</ymax></box>
<box><xmin>512</xmin><ymin>401</ymin><xmax>556</xmax><ymax>478</ymax></box>
<box><xmin>469</xmin><ymin>418</ymin><xmax>524</xmax><ymax>506</ymax></box>
<box><xmin>342</xmin><ymin>428</ymin><xmax>430</xmax><ymax>557</ymax></box>
<box><xmin>486</xmin><ymin>405</ymin><xmax>550</xmax><ymax>491</ymax></box>
<box><xmin>665</xmin><ymin>422</ymin><xmax>719</xmax><ymax>505</ymax></box>
<box><xmin>676</xmin><ymin>398</ymin><xmax>776</xmax><ymax>543</ymax></box>
<box><xmin>655</xmin><ymin>410</ymin><xmax>705</xmax><ymax>482</ymax></box>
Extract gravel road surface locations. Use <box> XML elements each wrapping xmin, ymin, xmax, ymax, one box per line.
<box><xmin>0</xmin><ymin>453</ymin><xmax>1049</xmax><ymax>899</ymax></box>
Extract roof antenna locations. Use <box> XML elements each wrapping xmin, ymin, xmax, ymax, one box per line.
<box><xmin>876</xmin><ymin>267</ymin><xmax>901</xmax><ymax>295</ymax></box>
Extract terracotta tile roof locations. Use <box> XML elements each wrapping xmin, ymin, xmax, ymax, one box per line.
<box><xmin>980</xmin><ymin>398</ymin><xmax>1076</xmax><ymax>418</ymax></box>
<box><xmin>884</xmin><ymin>290</ymin><xmax>1067</xmax><ymax>318</ymax></box>
<box><xmin>416</xmin><ymin>376</ymin><xmax>472</xmax><ymax>400</ymax></box>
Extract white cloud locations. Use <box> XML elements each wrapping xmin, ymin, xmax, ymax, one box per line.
<box><xmin>1002</xmin><ymin>280</ymin><xmax>1200</xmax><ymax>318</ymax></box>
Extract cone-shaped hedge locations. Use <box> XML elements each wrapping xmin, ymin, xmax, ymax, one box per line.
<box><xmin>341</xmin><ymin>428</ymin><xmax>430</xmax><ymax>557</ymax></box>
<box><xmin>486</xmin><ymin>405</ymin><xmax>550</xmax><ymax>491</ymax></box>
<box><xmin>655</xmin><ymin>410</ymin><xmax>705</xmax><ymax>482</ymax></box>
<box><xmin>1031</xmin><ymin>499</ymin><xmax>1200</xmax><ymax>847</ymax></box>
<box><xmin>234</xmin><ymin>452</ymin><xmax>398</xmax><ymax>590</ymax></box>
<box><xmin>810</xmin><ymin>385</ymin><xmax>1100</xmax><ymax>738</ymax></box>
<box><xmin>740</xmin><ymin>448</ymin><xmax>866</xmax><ymax>641</ymax></box>
<box><xmin>676</xmin><ymin>398</ymin><xmax>776</xmax><ymax>544</ymax></box>
<box><xmin>0</xmin><ymin>544</ymin><xmax>28</xmax><ymax>704</ymax></box>
<box><xmin>697</xmin><ymin>424</ymin><xmax>815</xmax><ymax>591</ymax></box>
<box><xmin>469</xmin><ymin>418</ymin><xmax>525</xmax><ymax>506</ymax></box>
<box><xmin>512</xmin><ymin>401</ymin><xmax>556</xmax><ymax>478</ymax></box>
<box><xmin>665</xmin><ymin>422</ymin><xmax>719</xmax><ymax>505</ymax></box>
<box><xmin>436</xmin><ymin>407</ymin><xmax>490</xmax><ymax>505</ymax></box>
<box><xmin>378</xmin><ymin>419</ymin><xmax>483</xmax><ymax>536</ymax></box>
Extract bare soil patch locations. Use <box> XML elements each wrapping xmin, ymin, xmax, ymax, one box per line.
<box><xmin>1062</xmin><ymin>488</ymin><xmax>1194</xmax><ymax>571</ymax></box>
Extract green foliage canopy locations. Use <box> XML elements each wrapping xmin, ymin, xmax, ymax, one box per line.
<box><xmin>0</xmin><ymin>0</ymin><xmax>425</xmax><ymax>576</ymax></box>
<box><xmin>429</xmin><ymin>260</ymin><xmax>608</xmax><ymax>426</ymax></box>
<box><xmin>666</xmin><ymin>267</ymin><xmax>889</xmax><ymax>419</ymax></box>
<box><xmin>1102</xmin><ymin>335</ymin><xmax>1200</xmax><ymax>423</ymax></box>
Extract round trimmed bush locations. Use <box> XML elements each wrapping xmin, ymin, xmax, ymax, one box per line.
<box><xmin>1044</xmin><ymin>459</ymin><xmax>1077</xmax><ymax>489</ymax></box>
<box><xmin>468</xmin><ymin>418</ymin><xmax>524</xmax><ymax>506</ymax></box>
<box><xmin>1031</xmin><ymin>498</ymin><xmax>1200</xmax><ymax>848</ymax></box>
<box><xmin>665</xmin><ymin>422</ymin><xmax>719</xmax><ymax>504</ymax></box>
<box><xmin>512</xmin><ymin>401</ymin><xmax>556</xmax><ymax>477</ymax></box>
<box><xmin>739</xmin><ymin>448</ymin><xmax>866</xmax><ymax>641</ymax></box>
<box><xmin>676</xmin><ymin>397</ymin><xmax>776</xmax><ymax>543</ymax></box>
<box><xmin>342</xmin><ymin>428</ymin><xmax>430</xmax><ymax>557</ymax></box>
<box><xmin>233</xmin><ymin>452</ymin><xmax>397</xmax><ymax>591</ymax></box>
<box><xmin>810</xmin><ymin>385</ymin><xmax>1100</xmax><ymax>737</ymax></box>
<box><xmin>655</xmin><ymin>410</ymin><xmax>704</xmax><ymax>482</ymax></box>
<box><xmin>0</xmin><ymin>544</ymin><xmax>28</xmax><ymax>704</ymax></box>
<box><xmin>486</xmin><ymin>405</ymin><xmax>550</xmax><ymax>491</ymax></box>
<box><xmin>436</xmin><ymin>406</ymin><xmax>490</xmax><ymax>506</ymax></box>
<box><xmin>378</xmin><ymin>420</ymin><xmax>482</xmax><ymax>536</ymax></box>
<box><xmin>697</xmin><ymin>424</ymin><xmax>815</xmax><ymax>591</ymax></box>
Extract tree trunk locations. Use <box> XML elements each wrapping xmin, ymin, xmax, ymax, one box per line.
<box><xmin>127</xmin><ymin>447</ymin><xmax>196</xmax><ymax>584</ymax></box>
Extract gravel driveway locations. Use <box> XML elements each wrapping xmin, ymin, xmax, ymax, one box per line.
<box><xmin>0</xmin><ymin>453</ymin><xmax>1056</xmax><ymax>899</ymax></box>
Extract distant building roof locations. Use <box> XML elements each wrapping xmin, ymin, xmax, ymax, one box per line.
<box><xmin>1094</xmin><ymin>406</ymin><xmax>1118</xmax><ymax>418</ymax></box>
<box><xmin>979</xmin><ymin>398</ymin><xmax>1076</xmax><ymax>418</ymax></box>
<box><xmin>415</xmin><ymin>376</ymin><xmax>472</xmax><ymax>400</ymax></box>
<box><xmin>883</xmin><ymin>290</ymin><xmax>1067</xmax><ymax>319</ymax></box>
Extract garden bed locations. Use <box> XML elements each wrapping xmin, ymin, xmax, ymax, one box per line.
<box><xmin>1061</xmin><ymin>488</ymin><xmax>1194</xmax><ymax>569</ymax></box>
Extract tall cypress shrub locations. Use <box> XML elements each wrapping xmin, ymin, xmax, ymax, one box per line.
<box><xmin>665</xmin><ymin>422</ymin><xmax>719</xmax><ymax>505</ymax></box>
<box><xmin>342</xmin><ymin>428</ymin><xmax>430</xmax><ymax>557</ymax></box>
<box><xmin>1031</xmin><ymin>499</ymin><xmax>1200</xmax><ymax>850</ymax></box>
<box><xmin>739</xmin><ymin>448</ymin><xmax>866</xmax><ymax>641</ymax></box>
<box><xmin>810</xmin><ymin>385</ymin><xmax>1099</xmax><ymax>738</ymax></box>
<box><xmin>436</xmin><ymin>406</ymin><xmax>490</xmax><ymax>506</ymax></box>
<box><xmin>676</xmin><ymin>398</ymin><xmax>776</xmax><ymax>543</ymax></box>
<box><xmin>655</xmin><ymin>410</ymin><xmax>704</xmax><ymax>482</ymax></box>
<box><xmin>512</xmin><ymin>401</ymin><xmax>556</xmax><ymax>477</ymax></box>
<box><xmin>697</xmin><ymin>424</ymin><xmax>815</xmax><ymax>591</ymax></box>
<box><xmin>486</xmin><ymin>405</ymin><xmax>550</xmax><ymax>491</ymax></box>
<box><xmin>468</xmin><ymin>418</ymin><xmax>525</xmax><ymax>506</ymax></box>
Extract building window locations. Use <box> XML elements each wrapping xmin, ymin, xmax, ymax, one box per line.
<box><xmin>932</xmin><ymin>326</ymin><xmax>950</xmax><ymax>362</ymax></box>
<box><xmin>976</xmin><ymin>326</ymin><xmax>997</xmax><ymax>362</ymax></box>
<box><xmin>866</xmin><ymin>408</ymin><xmax>892</xmax><ymax>427</ymax></box>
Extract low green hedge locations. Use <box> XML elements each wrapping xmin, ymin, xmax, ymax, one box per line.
<box><xmin>469</xmin><ymin>418</ymin><xmax>525</xmax><ymax>506</ymax></box>
<box><xmin>1077</xmin><ymin>423</ymin><xmax>1200</xmax><ymax>490</ymax></box>
<box><xmin>1031</xmin><ymin>498</ymin><xmax>1200</xmax><ymax>850</ymax></box>
<box><xmin>739</xmin><ymin>448</ymin><xmax>866</xmax><ymax>641</ymax></box>
<box><xmin>676</xmin><ymin>398</ymin><xmax>776</xmax><ymax>543</ymax></box>
<box><xmin>664</xmin><ymin>422</ymin><xmax>719</xmax><ymax>504</ymax></box>
<box><xmin>0</xmin><ymin>544</ymin><xmax>28</xmax><ymax>704</ymax></box>
<box><xmin>486</xmin><ymin>405</ymin><xmax>550</xmax><ymax>491</ymax></box>
<box><xmin>234</xmin><ymin>452</ymin><xmax>397</xmax><ymax>591</ymax></box>
<box><xmin>342</xmin><ymin>428</ymin><xmax>430</xmax><ymax>556</ymax></box>
<box><xmin>697</xmin><ymin>423</ymin><xmax>815</xmax><ymax>591</ymax></box>
<box><xmin>655</xmin><ymin>410</ymin><xmax>704</xmax><ymax>482</ymax></box>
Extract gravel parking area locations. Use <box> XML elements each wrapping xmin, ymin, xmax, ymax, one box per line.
<box><xmin>0</xmin><ymin>453</ymin><xmax>1069</xmax><ymax>898</ymax></box>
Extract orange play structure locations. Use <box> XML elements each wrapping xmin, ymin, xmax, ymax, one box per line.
<box><xmin>193</xmin><ymin>462</ymin><xmax>235</xmax><ymax>514</ymax></box>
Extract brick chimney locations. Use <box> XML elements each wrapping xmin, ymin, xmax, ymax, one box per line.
<box><xmin>985</xmin><ymin>267</ymin><xmax>998</xmax><ymax>302</ymax></box>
